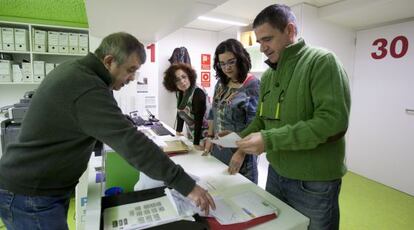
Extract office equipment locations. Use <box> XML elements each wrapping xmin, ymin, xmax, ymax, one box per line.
<box><xmin>150</xmin><ymin>123</ymin><xmax>174</xmax><ymax>136</ymax></box>
<box><xmin>129</xmin><ymin>111</ymin><xmax>147</xmax><ymax>126</ymax></box>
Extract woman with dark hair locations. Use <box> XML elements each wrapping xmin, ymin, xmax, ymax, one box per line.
<box><xmin>205</xmin><ymin>38</ymin><xmax>260</xmax><ymax>183</ymax></box>
<box><xmin>163</xmin><ymin>63</ymin><xmax>209</xmax><ymax>150</ymax></box>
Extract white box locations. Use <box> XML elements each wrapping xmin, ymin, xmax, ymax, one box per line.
<box><xmin>21</xmin><ymin>62</ymin><xmax>33</xmax><ymax>82</ymax></box>
<box><xmin>47</xmin><ymin>31</ymin><xmax>59</xmax><ymax>53</ymax></box>
<box><xmin>78</xmin><ymin>33</ymin><xmax>88</xmax><ymax>54</ymax></box>
<box><xmin>33</xmin><ymin>29</ymin><xmax>47</xmax><ymax>52</ymax></box>
<box><xmin>69</xmin><ymin>33</ymin><xmax>79</xmax><ymax>53</ymax></box>
<box><xmin>58</xmin><ymin>32</ymin><xmax>69</xmax><ymax>53</ymax></box>
<box><xmin>12</xmin><ymin>64</ymin><xmax>23</xmax><ymax>82</ymax></box>
<box><xmin>0</xmin><ymin>60</ymin><xmax>12</xmax><ymax>82</ymax></box>
<box><xmin>2</xmin><ymin>27</ymin><xmax>15</xmax><ymax>51</ymax></box>
<box><xmin>14</xmin><ymin>28</ymin><xmax>29</xmax><ymax>51</ymax></box>
<box><xmin>33</xmin><ymin>61</ymin><xmax>45</xmax><ymax>82</ymax></box>
<box><xmin>45</xmin><ymin>63</ymin><xmax>55</xmax><ymax>75</ymax></box>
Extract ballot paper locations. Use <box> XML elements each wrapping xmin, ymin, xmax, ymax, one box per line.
<box><xmin>165</xmin><ymin>186</ymin><xmax>278</xmax><ymax>225</ymax></box>
<box><xmin>210</xmin><ymin>132</ymin><xmax>241</xmax><ymax>148</ymax></box>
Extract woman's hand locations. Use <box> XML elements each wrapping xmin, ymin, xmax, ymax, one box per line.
<box><xmin>228</xmin><ymin>149</ymin><xmax>246</xmax><ymax>175</ymax></box>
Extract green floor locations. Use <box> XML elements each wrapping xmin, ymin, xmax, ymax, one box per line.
<box><xmin>1</xmin><ymin>171</ymin><xmax>413</xmax><ymax>229</ymax></box>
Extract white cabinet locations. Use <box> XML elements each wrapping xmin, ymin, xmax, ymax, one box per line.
<box><xmin>0</xmin><ymin>21</ymin><xmax>89</xmax><ymax>107</ymax></box>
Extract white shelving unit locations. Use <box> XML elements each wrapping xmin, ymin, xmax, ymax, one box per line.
<box><xmin>0</xmin><ymin>20</ymin><xmax>89</xmax><ymax>108</ymax></box>
<box><xmin>0</xmin><ymin>20</ymin><xmax>89</xmax><ymax>85</ymax></box>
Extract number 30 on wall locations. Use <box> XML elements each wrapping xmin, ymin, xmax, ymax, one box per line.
<box><xmin>371</xmin><ymin>35</ymin><xmax>409</xmax><ymax>59</ymax></box>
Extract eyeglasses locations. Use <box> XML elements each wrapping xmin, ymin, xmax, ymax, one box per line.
<box><xmin>219</xmin><ymin>58</ymin><xmax>237</xmax><ymax>69</ymax></box>
<box><xmin>259</xmin><ymin>90</ymin><xmax>285</xmax><ymax>120</ymax></box>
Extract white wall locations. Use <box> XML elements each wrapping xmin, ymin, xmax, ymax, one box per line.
<box><xmin>157</xmin><ymin>27</ymin><xmax>237</xmax><ymax>128</ymax></box>
<box><xmin>293</xmin><ymin>4</ymin><xmax>356</xmax><ymax>80</ymax></box>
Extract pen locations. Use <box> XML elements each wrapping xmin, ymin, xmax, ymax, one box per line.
<box><xmin>242</xmin><ymin>208</ymin><xmax>256</xmax><ymax>218</ymax></box>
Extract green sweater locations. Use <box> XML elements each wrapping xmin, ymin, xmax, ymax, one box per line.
<box><xmin>241</xmin><ymin>39</ymin><xmax>351</xmax><ymax>181</ymax></box>
<box><xmin>0</xmin><ymin>53</ymin><xmax>195</xmax><ymax>196</ymax></box>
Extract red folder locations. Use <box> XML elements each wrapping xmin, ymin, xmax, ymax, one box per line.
<box><xmin>206</xmin><ymin>213</ymin><xmax>277</xmax><ymax>230</ymax></box>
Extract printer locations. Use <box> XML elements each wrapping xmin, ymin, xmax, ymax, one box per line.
<box><xmin>1</xmin><ymin>90</ymin><xmax>34</xmax><ymax>154</ymax></box>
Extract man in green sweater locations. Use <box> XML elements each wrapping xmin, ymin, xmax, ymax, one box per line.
<box><xmin>228</xmin><ymin>5</ymin><xmax>350</xmax><ymax>230</ymax></box>
<box><xmin>0</xmin><ymin>32</ymin><xmax>215</xmax><ymax>229</ymax></box>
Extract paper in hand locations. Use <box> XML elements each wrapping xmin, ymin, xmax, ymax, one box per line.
<box><xmin>211</xmin><ymin>132</ymin><xmax>241</xmax><ymax>148</ymax></box>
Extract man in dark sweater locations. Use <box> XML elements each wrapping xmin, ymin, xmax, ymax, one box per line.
<box><xmin>0</xmin><ymin>32</ymin><xmax>215</xmax><ymax>229</ymax></box>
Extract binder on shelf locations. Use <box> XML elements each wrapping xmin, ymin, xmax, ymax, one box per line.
<box><xmin>45</xmin><ymin>63</ymin><xmax>55</xmax><ymax>75</ymax></box>
<box><xmin>58</xmin><ymin>32</ymin><xmax>69</xmax><ymax>53</ymax></box>
<box><xmin>14</xmin><ymin>28</ymin><xmax>29</xmax><ymax>51</ymax></box>
<box><xmin>0</xmin><ymin>60</ymin><xmax>12</xmax><ymax>82</ymax></box>
<box><xmin>33</xmin><ymin>61</ymin><xmax>45</xmax><ymax>82</ymax></box>
<box><xmin>12</xmin><ymin>64</ymin><xmax>23</xmax><ymax>82</ymax></box>
<box><xmin>33</xmin><ymin>29</ymin><xmax>47</xmax><ymax>52</ymax></box>
<box><xmin>47</xmin><ymin>31</ymin><xmax>59</xmax><ymax>53</ymax></box>
<box><xmin>78</xmin><ymin>33</ymin><xmax>88</xmax><ymax>54</ymax></box>
<box><xmin>1</xmin><ymin>27</ymin><xmax>15</xmax><ymax>51</ymax></box>
<box><xmin>21</xmin><ymin>62</ymin><xmax>33</xmax><ymax>82</ymax></box>
<box><xmin>69</xmin><ymin>33</ymin><xmax>79</xmax><ymax>54</ymax></box>
<box><xmin>0</xmin><ymin>28</ymin><xmax>3</xmax><ymax>50</ymax></box>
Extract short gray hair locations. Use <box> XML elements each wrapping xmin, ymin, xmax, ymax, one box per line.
<box><xmin>94</xmin><ymin>32</ymin><xmax>146</xmax><ymax>64</ymax></box>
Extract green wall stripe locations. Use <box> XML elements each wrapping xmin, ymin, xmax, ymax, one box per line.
<box><xmin>0</xmin><ymin>0</ymin><xmax>88</xmax><ymax>28</ymax></box>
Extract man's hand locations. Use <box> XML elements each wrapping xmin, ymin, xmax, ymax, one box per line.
<box><xmin>187</xmin><ymin>184</ymin><xmax>216</xmax><ymax>215</ymax></box>
<box><xmin>236</xmin><ymin>132</ymin><xmax>265</xmax><ymax>155</ymax></box>
<box><xmin>228</xmin><ymin>149</ymin><xmax>245</xmax><ymax>175</ymax></box>
<box><xmin>202</xmin><ymin>138</ymin><xmax>213</xmax><ymax>156</ymax></box>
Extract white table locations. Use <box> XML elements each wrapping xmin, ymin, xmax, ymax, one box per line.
<box><xmin>83</xmin><ymin>125</ymin><xmax>309</xmax><ymax>230</ymax></box>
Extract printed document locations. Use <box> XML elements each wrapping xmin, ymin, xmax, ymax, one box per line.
<box><xmin>210</xmin><ymin>132</ymin><xmax>241</xmax><ymax>148</ymax></box>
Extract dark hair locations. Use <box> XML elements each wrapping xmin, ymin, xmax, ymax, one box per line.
<box><xmin>213</xmin><ymin>39</ymin><xmax>251</xmax><ymax>84</ymax></box>
<box><xmin>94</xmin><ymin>32</ymin><xmax>146</xmax><ymax>64</ymax></box>
<box><xmin>163</xmin><ymin>63</ymin><xmax>197</xmax><ymax>92</ymax></box>
<box><xmin>253</xmin><ymin>4</ymin><xmax>297</xmax><ymax>35</ymax></box>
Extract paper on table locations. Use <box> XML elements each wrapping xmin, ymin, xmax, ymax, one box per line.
<box><xmin>210</xmin><ymin>132</ymin><xmax>241</xmax><ymax>148</ymax></box>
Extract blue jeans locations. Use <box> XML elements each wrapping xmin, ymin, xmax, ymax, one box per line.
<box><xmin>0</xmin><ymin>188</ymin><xmax>71</xmax><ymax>230</ymax></box>
<box><xmin>266</xmin><ymin>166</ymin><xmax>341</xmax><ymax>230</ymax></box>
<box><xmin>211</xmin><ymin>145</ymin><xmax>258</xmax><ymax>184</ymax></box>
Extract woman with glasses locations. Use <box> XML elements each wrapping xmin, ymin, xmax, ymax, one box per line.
<box><xmin>163</xmin><ymin>63</ymin><xmax>209</xmax><ymax>150</ymax></box>
<box><xmin>204</xmin><ymin>39</ymin><xmax>260</xmax><ymax>183</ymax></box>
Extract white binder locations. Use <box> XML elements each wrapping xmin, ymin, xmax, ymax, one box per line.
<box><xmin>33</xmin><ymin>61</ymin><xmax>45</xmax><ymax>82</ymax></box>
<box><xmin>69</xmin><ymin>33</ymin><xmax>79</xmax><ymax>53</ymax></box>
<box><xmin>47</xmin><ymin>31</ymin><xmax>59</xmax><ymax>53</ymax></box>
<box><xmin>0</xmin><ymin>60</ymin><xmax>12</xmax><ymax>82</ymax></box>
<box><xmin>14</xmin><ymin>28</ymin><xmax>29</xmax><ymax>51</ymax></box>
<box><xmin>78</xmin><ymin>33</ymin><xmax>88</xmax><ymax>54</ymax></box>
<box><xmin>33</xmin><ymin>29</ymin><xmax>47</xmax><ymax>52</ymax></box>
<box><xmin>58</xmin><ymin>32</ymin><xmax>69</xmax><ymax>53</ymax></box>
<box><xmin>1</xmin><ymin>27</ymin><xmax>15</xmax><ymax>51</ymax></box>
<box><xmin>21</xmin><ymin>62</ymin><xmax>33</xmax><ymax>82</ymax></box>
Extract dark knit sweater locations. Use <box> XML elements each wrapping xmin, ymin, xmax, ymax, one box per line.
<box><xmin>0</xmin><ymin>53</ymin><xmax>195</xmax><ymax>196</ymax></box>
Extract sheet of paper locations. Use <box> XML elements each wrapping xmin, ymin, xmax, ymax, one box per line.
<box><xmin>210</xmin><ymin>197</ymin><xmax>249</xmax><ymax>225</ymax></box>
<box><xmin>230</xmin><ymin>191</ymin><xmax>277</xmax><ymax>218</ymax></box>
<box><xmin>210</xmin><ymin>132</ymin><xmax>241</xmax><ymax>148</ymax></box>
